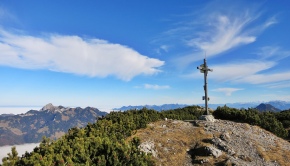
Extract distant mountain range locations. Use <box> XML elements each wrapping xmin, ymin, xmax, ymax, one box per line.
<box><xmin>1</xmin><ymin>100</ymin><xmax>289</xmax><ymax>146</ymax></box>
<box><xmin>0</xmin><ymin>103</ymin><xmax>107</xmax><ymax>146</ymax></box>
<box><xmin>113</xmin><ymin>104</ymin><xmax>188</xmax><ymax>111</ymax></box>
<box><xmin>113</xmin><ymin>100</ymin><xmax>290</xmax><ymax>111</ymax></box>
<box><xmin>0</xmin><ymin>113</ymin><xmax>14</xmax><ymax>117</ymax></box>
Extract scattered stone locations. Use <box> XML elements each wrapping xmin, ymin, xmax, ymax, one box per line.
<box><xmin>199</xmin><ymin>115</ymin><xmax>216</xmax><ymax>122</ymax></box>
<box><xmin>201</xmin><ymin>158</ymin><xmax>209</xmax><ymax>163</ymax></box>
<box><xmin>204</xmin><ymin>146</ymin><xmax>222</xmax><ymax>158</ymax></box>
<box><xmin>196</xmin><ymin>158</ymin><xmax>209</xmax><ymax>164</ymax></box>
<box><xmin>139</xmin><ymin>141</ymin><xmax>157</xmax><ymax>157</ymax></box>
<box><xmin>238</xmin><ymin>155</ymin><xmax>252</xmax><ymax>162</ymax></box>
<box><xmin>220</xmin><ymin>132</ymin><xmax>231</xmax><ymax>141</ymax></box>
<box><xmin>211</xmin><ymin>137</ymin><xmax>235</xmax><ymax>155</ymax></box>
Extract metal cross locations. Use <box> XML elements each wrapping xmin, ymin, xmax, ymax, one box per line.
<box><xmin>197</xmin><ymin>58</ymin><xmax>213</xmax><ymax>115</ymax></box>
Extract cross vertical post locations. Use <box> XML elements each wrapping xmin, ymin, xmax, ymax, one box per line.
<box><xmin>197</xmin><ymin>58</ymin><xmax>213</xmax><ymax>115</ymax></box>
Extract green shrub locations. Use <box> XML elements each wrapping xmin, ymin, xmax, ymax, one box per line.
<box><xmin>213</xmin><ymin>105</ymin><xmax>288</xmax><ymax>138</ymax></box>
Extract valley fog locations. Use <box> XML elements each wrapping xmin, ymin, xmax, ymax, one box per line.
<box><xmin>0</xmin><ymin>143</ymin><xmax>39</xmax><ymax>164</ymax></box>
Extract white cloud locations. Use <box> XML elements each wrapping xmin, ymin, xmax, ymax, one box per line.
<box><xmin>160</xmin><ymin>45</ymin><xmax>170</xmax><ymax>52</ymax></box>
<box><xmin>155</xmin><ymin>45</ymin><xmax>170</xmax><ymax>55</ymax></box>
<box><xmin>256</xmin><ymin>46</ymin><xmax>290</xmax><ymax>60</ymax></box>
<box><xmin>0</xmin><ymin>29</ymin><xmax>164</xmax><ymax>81</ymax></box>
<box><xmin>237</xmin><ymin>71</ymin><xmax>290</xmax><ymax>84</ymax></box>
<box><xmin>189</xmin><ymin>60</ymin><xmax>290</xmax><ymax>86</ymax></box>
<box><xmin>209</xmin><ymin>60</ymin><xmax>275</xmax><ymax>82</ymax></box>
<box><xmin>186</xmin><ymin>14</ymin><xmax>256</xmax><ymax>58</ymax></box>
<box><xmin>210</xmin><ymin>60</ymin><xmax>290</xmax><ymax>85</ymax></box>
<box><xmin>212</xmin><ymin>88</ymin><xmax>243</xmax><ymax>96</ymax></box>
<box><xmin>144</xmin><ymin>84</ymin><xmax>170</xmax><ymax>90</ymax></box>
<box><xmin>260</xmin><ymin>94</ymin><xmax>290</xmax><ymax>102</ymax></box>
<box><xmin>264</xmin><ymin>81</ymin><xmax>290</xmax><ymax>89</ymax></box>
<box><xmin>168</xmin><ymin>3</ymin><xmax>277</xmax><ymax>66</ymax></box>
<box><xmin>262</xmin><ymin>16</ymin><xmax>278</xmax><ymax>29</ymax></box>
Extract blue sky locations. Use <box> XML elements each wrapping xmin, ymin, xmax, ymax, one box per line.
<box><xmin>0</xmin><ymin>0</ymin><xmax>290</xmax><ymax>113</ymax></box>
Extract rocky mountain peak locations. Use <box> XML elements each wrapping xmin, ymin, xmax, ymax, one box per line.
<box><xmin>41</xmin><ymin>103</ymin><xmax>56</xmax><ymax>111</ymax></box>
<box><xmin>255</xmin><ymin>103</ymin><xmax>281</xmax><ymax>112</ymax></box>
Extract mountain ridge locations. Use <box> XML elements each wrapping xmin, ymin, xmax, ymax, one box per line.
<box><xmin>0</xmin><ymin>103</ymin><xmax>107</xmax><ymax>146</ymax></box>
<box><xmin>255</xmin><ymin>103</ymin><xmax>281</xmax><ymax>112</ymax></box>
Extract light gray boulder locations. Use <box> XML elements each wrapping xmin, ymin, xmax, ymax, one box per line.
<box><xmin>199</xmin><ymin>115</ymin><xmax>216</xmax><ymax>122</ymax></box>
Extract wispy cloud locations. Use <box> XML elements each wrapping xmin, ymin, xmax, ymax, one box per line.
<box><xmin>236</xmin><ymin>71</ymin><xmax>290</xmax><ymax>84</ymax></box>
<box><xmin>0</xmin><ymin>29</ymin><xmax>164</xmax><ymax>81</ymax></box>
<box><xmin>160</xmin><ymin>45</ymin><xmax>170</xmax><ymax>52</ymax></box>
<box><xmin>210</xmin><ymin>60</ymin><xmax>290</xmax><ymax>85</ymax></box>
<box><xmin>189</xmin><ymin>60</ymin><xmax>290</xmax><ymax>86</ymax></box>
<box><xmin>212</xmin><ymin>88</ymin><xmax>243</xmax><ymax>96</ymax></box>
<box><xmin>186</xmin><ymin>14</ymin><xmax>256</xmax><ymax>57</ymax></box>
<box><xmin>144</xmin><ymin>84</ymin><xmax>170</xmax><ymax>90</ymax></box>
<box><xmin>0</xmin><ymin>7</ymin><xmax>17</xmax><ymax>22</ymax></box>
<box><xmin>210</xmin><ymin>61</ymin><xmax>275</xmax><ymax>82</ymax></box>
<box><xmin>161</xmin><ymin>2</ymin><xmax>277</xmax><ymax>67</ymax></box>
<box><xmin>264</xmin><ymin>81</ymin><xmax>290</xmax><ymax>89</ymax></box>
<box><xmin>155</xmin><ymin>45</ymin><xmax>171</xmax><ymax>55</ymax></box>
<box><xmin>256</xmin><ymin>46</ymin><xmax>290</xmax><ymax>60</ymax></box>
<box><xmin>260</xmin><ymin>94</ymin><xmax>290</xmax><ymax>101</ymax></box>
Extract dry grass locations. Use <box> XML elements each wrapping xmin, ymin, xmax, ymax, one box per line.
<box><xmin>242</xmin><ymin>123</ymin><xmax>251</xmax><ymax>130</ymax></box>
<box><xmin>256</xmin><ymin>144</ymin><xmax>270</xmax><ymax>162</ymax></box>
<box><xmin>50</xmin><ymin>131</ymin><xmax>65</xmax><ymax>140</ymax></box>
<box><xmin>37</xmin><ymin>126</ymin><xmax>49</xmax><ymax>133</ymax></box>
<box><xmin>127</xmin><ymin>120</ymin><xmax>223</xmax><ymax>166</ymax></box>
<box><xmin>255</xmin><ymin>138</ymin><xmax>290</xmax><ymax>165</ymax></box>
<box><xmin>10</xmin><ymin>128</ymin><xmax>23</xmax><ymax>135</ymax></box>
<box><xmin>266</xmin><ymin>140</ymin><xmax>290</xmax><ymax>165</ymax></box>
<box><xmin>0</xmin><ymin>121</ymin><xmax>9</xmax><ymax>127</ymax></box>
<box><xmin>61</xmin><ymin>115</ymin><xmax>70</xmax><ymax>121</ymax></box>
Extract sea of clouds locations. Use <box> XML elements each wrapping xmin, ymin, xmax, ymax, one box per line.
<box><xmin>0</xmin><ymin>143</ymin><xmax>39</xmax><ymax>164</ymax></box>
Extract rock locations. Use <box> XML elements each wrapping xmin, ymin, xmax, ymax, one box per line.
<box><xmin>197</xmin><ymin>158</ymin><xmax>209</xmax><ymax>164</ymax></box>
<box><xmin>139</xmin><ymin>141</ymin><xmax>157</xmax><ymax>157</ymax></box>
<box><xmin>201</xmin><ymin>158</ymin><xmax>209</xmax><ymax>163</ymax></box>
<box><xmin>204</xmin><ymin>146</ymin><xmax>222</xmax><ymax>158</ymax></box>
<box><xmin>199</xmin><ymin>115</ymin><xmax>216</xmax><ymax>122</ymax></box>
<box><xmin>220</xmin><ymin>132</ymin><xmax>231</xmax><ymax>141</ymax></box>
<box><xmin>211</xmin><ymin>137</ymin><xmax>235</xmax><ymax>155</ymax></box>
<box><xmin>41</xmin><ymin>103</ymin><xmax>56</xmax><ymax>111</ymax></box>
